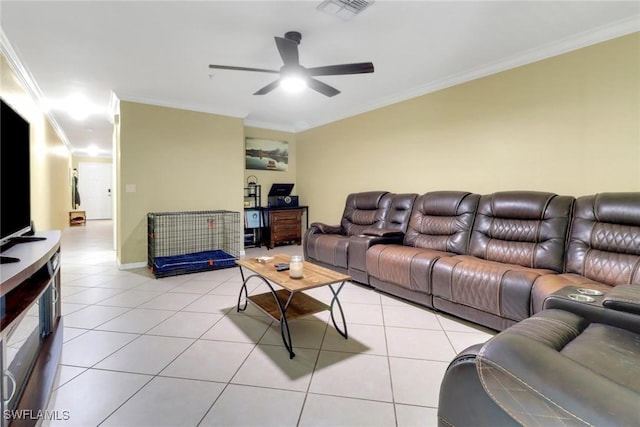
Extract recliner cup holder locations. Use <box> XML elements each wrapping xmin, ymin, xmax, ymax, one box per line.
<box><xmin>568</xmin><ymin>293</ymin><xmax>596</xmax><ymax>303</ymax></box>
<box><xmin>577</xmin><ymin>288</ymin><xmax>604</xmax><ymax>296</ymax></box>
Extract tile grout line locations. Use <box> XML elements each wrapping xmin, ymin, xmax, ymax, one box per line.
<box><xmin>380</xmin><ymin>298</ymin><xmax>401</xmax><ymax>427</ymax></box>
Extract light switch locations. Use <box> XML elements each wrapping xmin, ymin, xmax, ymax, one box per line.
<box><xmin>125</xmin><ymin>184</ymin><xmax>136</xmax><ymax>193</ymax></box>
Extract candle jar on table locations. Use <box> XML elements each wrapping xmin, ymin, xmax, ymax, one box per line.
<box><xmin>290</xmin><ymin>255</ymin><xmax>304</xmax><ymax>279</ymax></box>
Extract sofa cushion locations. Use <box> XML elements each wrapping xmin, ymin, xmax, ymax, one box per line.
<box><xmin>383</xmin><ymin>193</ymin><xmax>417</xmax><ymax>232</ymax></box>
<box><xmin>404</xmin><ymin>191</ymin><xmax>479</xmax><ymax>253</ymax></box>
<box><xmin>565</xmin><ymin>192</ymin><xmax>640</xmax><ymax>285</ymax></box>
<box><xmin>341</xmin><ymin>191</ymin><xmax>392</xmax><ymax>236</ymax></box>
<box><xmin>470</xmin><ymin>191</ymin><xmax>573</xmax><ymax>272</ymax></box>
<box><xmin>560</xmin><ymin>323</ymin><xmax>640</xmax><ymax>394</ymax></box>
<box><xmin>432</xmin><ymin>255</ymin><xmax>555</xmax><ymax>322</ymax></box>
<box><xmin>307</xmin><ymin>234</ymin><xmax>350</xmax><ymax>269</ymax></box>
<box><xmin>366</xmin><ymin>244</ymin><xmax>453</xmax><ymax>294</ymax></box>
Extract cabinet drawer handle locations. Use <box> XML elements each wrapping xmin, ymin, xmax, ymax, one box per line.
<box><xmin>3</xmin><ymin>370</ymin><xmax>17</xmax><ymax>405</ymax></box>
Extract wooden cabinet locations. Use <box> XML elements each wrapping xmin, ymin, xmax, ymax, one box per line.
<box><xmin>268</xmin><ymin>209</ymin><xmax>302</xmax><ymax>249</ymax></box>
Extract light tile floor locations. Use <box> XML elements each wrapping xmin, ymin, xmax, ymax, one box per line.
<box><xmin>45</xmin><ymin>220</ymin><xmax>495</xmax><ymax>427</ymax></box>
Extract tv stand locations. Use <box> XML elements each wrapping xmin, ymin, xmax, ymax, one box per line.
<box><xmin>1</xmin><ymin>230</ymin><xmax>62</xmax><ymax>427</ymax></box>
<box><xmin>0</xmin><ymin>236</ymin><xmax>47</xmax><ymax>262</ymax></box>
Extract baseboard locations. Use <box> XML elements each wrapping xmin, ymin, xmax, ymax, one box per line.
<box><xmin>118</xmin><ymin>261</ymin><xmax>147</xmax><ymax>270</ymax></box>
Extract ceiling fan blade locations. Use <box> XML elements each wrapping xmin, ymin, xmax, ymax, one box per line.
<box><xmin>307</xmin><ymin>78</ymin><xmax>340</xmax><ymax>97</ymax></box>
<box><xmin>274</xmin><ymin>36</ymin><xmax>299</xmax><ymax>66</ymax></box>
<box><xmin>253</xmin><ymin>79</ymin><xmax>281</xmax><ymax>95</ymax></box>
<box><xmin>209</xmin><ymin>64</ymin><xmax>279</xmax><ymax>74</ymax></box>
<box><xmin>307</xmin><ymin>62</ymin><xmax>374</xmax><ymax>76</ymax></box>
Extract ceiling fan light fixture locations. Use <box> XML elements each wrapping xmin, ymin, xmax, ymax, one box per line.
<box><xmin>280</xmin><ymin>75</ymin><xmax>307</xmax><ymax>93</ymax></box>
<box><xmin>210</xmin><ymin>30</ymin><xmax>374</xmax><ymax>97</ymax></box>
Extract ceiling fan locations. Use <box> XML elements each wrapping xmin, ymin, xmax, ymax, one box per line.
<box><xmin>209</xmin><ymin>31</ymin><xmax>374</xmax><ymax>97</ymax></box>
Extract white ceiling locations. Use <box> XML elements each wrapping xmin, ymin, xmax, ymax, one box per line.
<box><xmin>1</xmin><ymin>1</ymin><xmax>639</xmax><ymax>158</ymax></box>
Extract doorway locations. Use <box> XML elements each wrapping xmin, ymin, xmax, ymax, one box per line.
<box><xmin>78</xmin><ymin>162</ymin><xmax>113</xmax><ymax>220</ymax></box>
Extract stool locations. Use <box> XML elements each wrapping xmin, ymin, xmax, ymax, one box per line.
<box><xmin>69</xmin><ymin>210</ymin><xmax>86</xmax><ymax>226</ymax></box>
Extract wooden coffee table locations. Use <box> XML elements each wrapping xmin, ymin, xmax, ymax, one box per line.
<box><xmin>236</xmin><ymin>254</ymin><xmax>350</xmax><ymax>358</ymax></box>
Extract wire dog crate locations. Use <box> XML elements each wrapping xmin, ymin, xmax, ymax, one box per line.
<box><xmin>147</xmin><ymin>210</ymin><xmax>241</xmax><ymax>278</ymax></box>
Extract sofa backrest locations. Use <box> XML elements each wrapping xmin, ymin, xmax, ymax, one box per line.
<box><xmin>341</xmin><ymin>191</ymin><xmax>392</xmax><ymax>236</ymax></box>
<box><xmin>404</xmin><ymin>191</ymin><xmax>480</xmax><ymax>254</ymax></box>
<box><xmin>566</xmin><ymin>192</ymin><xmax>640</xmax><ymax>285</ymax></box>
<box><xmin>383</xmin><ymin>193</ymin><xmax>418</xmax><ymax>232</ymax></box>
<box><xmin>469</xmin><ymin>191</ymin><xmax>574</xmax><ymax>272</ymax></box>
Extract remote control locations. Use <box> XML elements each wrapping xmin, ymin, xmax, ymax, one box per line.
<box><xmin>275</xmin><ymin>263</ymin><xmax>290</xmax><ymax>271</ymax></box>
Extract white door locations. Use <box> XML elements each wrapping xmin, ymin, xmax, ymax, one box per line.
<box><xmin>78</xmin><ymin>162</ymin><xmax>112</xmax><ymax>219</ymax></box>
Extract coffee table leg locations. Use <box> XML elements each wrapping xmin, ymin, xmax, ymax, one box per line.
<box><xmin>329</xmin><ymin>281</ymin><xmax>348</xmax><ymax>339</ymax></box>
<box><xmin>237</xmin><ymin>280</ymin><xmax>248</xmax><ymax>313</ymax></box>
<box><xmin>237</xmin><ymin>266</ymin><xmax>248</xmax><ymax>312</ymax></box>
<box><xmin>236</xmin><ymin>273</ymin><xmax>296</xmax><ymax>359</ymax></box>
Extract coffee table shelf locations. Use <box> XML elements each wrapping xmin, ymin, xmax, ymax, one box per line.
<box><xmin>248</xmin><ymin>290</ymin><xmax>329</xmax><ymax>322</ymax></box>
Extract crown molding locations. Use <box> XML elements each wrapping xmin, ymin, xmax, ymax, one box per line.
<box><xmin>116</xmin><ymin>92</ymin><xmax>299</xmax><ymax>133</ymax></box>
<box><xmin>0</xmin><ymin>28</ymin><xmax>73</xmax><ymax>152</ymax></box>
<box><xmin>300</xmin><ymin>16</ymin><xmax>640</xmax><ymax>133</ymax></box>
<box><xmin>243</xmin><ymin>119</ymin><xmax>298</xmax><ymax>133</ymax></box>
<box><xmin>115</xmin><ymin>92</ymin><xmax>249</xmax><ymax>121</ymax></box>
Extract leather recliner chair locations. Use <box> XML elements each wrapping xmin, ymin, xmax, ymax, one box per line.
<box><xmin>531</xmin><ymin>192</ymin><xmax>640</xmax><ymax>313</ymax></box>
<box><xmin>437</xmin><ymin>308</ymin><xmax>640</xmax><ymax>426</ymax></box>
<box><xmin>303</xmin><ymin>191</ymin><xmax>393</xmax><ymax>274</ymax></box>
<box><xmin>366</xmin><ymin>191</ymin><xmax>480</xmax><ymax>308</ymax></box>
<box><xmin>431</xmin><ymin>191</ymin><xmax>574</xmax><ymax>330</ymax></box>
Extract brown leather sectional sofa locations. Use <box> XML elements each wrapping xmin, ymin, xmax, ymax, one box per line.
<box><xmin>303</xmin><ymin>190</ymin><xmax>640</xmax><ymax>331</ymax></box>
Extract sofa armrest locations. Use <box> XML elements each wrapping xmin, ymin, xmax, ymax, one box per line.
<box><xmin>603</xmin><ymin>284</ymin><xmax>640</xmax><ymax>315</ymax></box>
<box><xmin>362</xmin><ymin>227</ymin><xmax>404</xmax><ymax>238</ymax></box>
<box><xmin>347</xmin><ymin>234</ymin><xmax>406</xmax><ymax>279</ymax></box>
<box><xmin>309</xmin><ymin>222</ymin><xmax>343</xmax><ymax>235</ymax></box>
<box><xmin>438</xmin><ymin>343</ymin><xmax>517</xmax><ymax>427</ymax></box>
<box><xmin>543</xmin><ymin>285</ymin><xmax>640</xmax><ymax>334</ymax></box>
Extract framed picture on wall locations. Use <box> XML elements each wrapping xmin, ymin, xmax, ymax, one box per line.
<box><xmin>245</xmin><ymin>138</ymin><xmax>288</xmax><ymax>171</ymax></box>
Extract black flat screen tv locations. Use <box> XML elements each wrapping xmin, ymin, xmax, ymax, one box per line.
<box><xmin>1</xmin><ymin>98</ymin><xmax>32</xmax><ymax>246</ymax></box>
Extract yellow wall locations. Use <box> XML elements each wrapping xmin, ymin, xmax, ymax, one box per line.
<box><xmin>116</xmin><ymin>101</ymin><xmax>244</xmax><ymax>265</ymax></box>
<box><xmin>243</xmin><ymin>126</ymin><xmax>297</xmax><ymax>206</ymax></box>
<box><xmin>297</xmin><ymin>33</ymin><xmax>640</xmax><ymax>224</ymax></box>
<box><xmin>1</xmin><ymin>52</ymin><xmax>71</xmax><ymax>233</ymax></box>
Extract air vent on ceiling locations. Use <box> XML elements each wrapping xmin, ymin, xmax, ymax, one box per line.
<box><xmin>317</xmin><ymin>0</ymin><xmax>374</xmax><ymax>20</ymax></box>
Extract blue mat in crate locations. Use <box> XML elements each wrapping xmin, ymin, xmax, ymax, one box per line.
<box><xmin>152</xmin><ymin>250</ymin><xmax>237</xmax><ymax>277</ymax></box>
